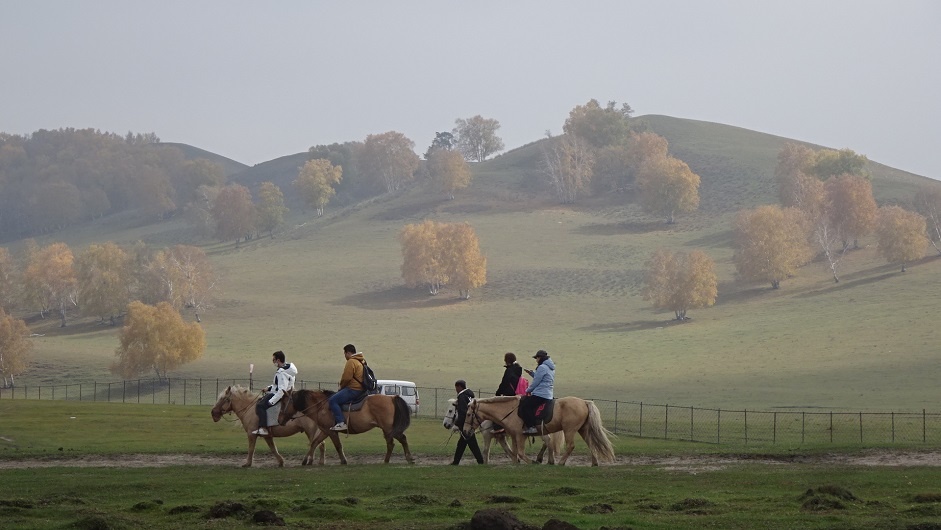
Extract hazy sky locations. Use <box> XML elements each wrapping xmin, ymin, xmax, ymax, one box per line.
<box><xmin>3</xmin><ymin>1</ymin><xmax>939</xmax><ymax>178</ymax></box>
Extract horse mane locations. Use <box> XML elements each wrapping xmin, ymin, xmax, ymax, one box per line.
<box><xmin>474</xmin><ymin>396</ymin><xmax>519</xmax><ymax>404</ymax></box>
<box><xmin>220</xmin><ymin>385</ymin><xmax>254</xmax><ymax>400</ymax></box>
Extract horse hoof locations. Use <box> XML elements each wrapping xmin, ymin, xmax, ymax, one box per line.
<box><xmin>241</xmin><ymin>463</ymin><xmax>252</xmax><ymax>468</ymax></box>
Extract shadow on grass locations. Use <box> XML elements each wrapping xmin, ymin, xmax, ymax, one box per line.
<box><xmin>579</xmin><ymin>320</ymin><xmax>676</xmax><ymax>333</ymax></box>
<box><xmin>574</xmin><ymin>221</ymin><xmax>671</xmax><ymax>236</ymax></box>
<box><xmin>796</xmin><ymin>272</ymin><xmax>897</xmax><ymax>298</ymax></box>
<box><xmin>683</xmin><ymin>229</ymin><xmax>735</xmax><ymax>250</ymax></box>
<box><xmin>333</xmin><ymin>285</ymin><xmax>467</xmax><ymax>310</ymax></box>
<box><xmin>712</xmin><ymin>283</ymin><xmax>772</xmax><ymax>305</ymax></box>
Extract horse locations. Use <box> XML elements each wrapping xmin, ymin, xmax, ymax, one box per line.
<box><xmin>445</xmin><ymin>398</ymin><xmax>559</xmax><ymax>464</ymax></box>
<box><xmin>210</xmin><ymin>385</ymin><xmax>325</xmax><ymax>468</ymax></box>
<box><xmin>278</xmin><ymin>389</ymin><xmax>414</xmax><ymax>464</ymax></box>
<box><xmin>463</xmin><ymin>395</ymin><xmax>616</xmax><ymax>466</ymax></box>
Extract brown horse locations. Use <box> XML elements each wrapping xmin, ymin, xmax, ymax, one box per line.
<box><xmin>210</xmin><ymin>385</ymin><xmax>325</xmax><ymax>468</ymax></box>
<box><xmin>463</xmin><ymin>395</ymin><xmax>615</xmax><ymax>466</ymax></box>
<box><xmin>278</xmin><ymin>389</ymin><xmax>414</xmax><ymax>464</ymax></box>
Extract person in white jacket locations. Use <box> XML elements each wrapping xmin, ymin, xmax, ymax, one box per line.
<box><xmin>252</xmin><ymin>350</ymin><xmax>298</xmax><ymax>436</ymax></box>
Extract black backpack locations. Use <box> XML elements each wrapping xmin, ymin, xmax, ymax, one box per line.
<box><xmin>357</xmin><ymin>360</ymin><xmax>379</xmax><ymax>394</ymax></box>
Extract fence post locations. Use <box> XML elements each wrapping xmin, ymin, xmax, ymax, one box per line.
<box><xmin>664</xmin><ymin>404</ymin><xmax>669</xmax><ymax>440</ymax></box>
<box><xmin>717</xmin><ymin>409</ymin><xmax>721</xmax><ymax>444</ymax></box>
<box><xmin>434</xmin><ymin>388</ymin><xmax>439</xmax><ymax>418</ymax></box>
<box><xmin>168</xmin><ymin>379</ymin><xmax>171</xmax><ymax>404</ymax></box>
<box><xmin>744</xmin><ymin>409</ymin><xmax>748</xmax><ymax>445</ymax></box>
<box><xmin>94</xmin><ymin>381</ymin><xmax>97</xmax><ymax>402</ymax></box>
<box><xmin>639</xmin><ymin>402</ymin><xmax>643</xmax><ymax>438</ymax></box>
<box><xmin>773</xmin><ymin>412</ymin><xmax>777</xmax><ymax>444</ymax></box>
<box><xmin>183</xmin><ymin>379</ymin><xmax>187</xmax><ymax>405</ymax></box>
<box><xmin>859</xmin><ymin>412</ymin><xmax>863</xmax><ymax>443</ymax></box>
<box><xmin>830</xmin><ymin>411</ymin><xmax>833</xmax><ymax>443</ymax></box>
<box><xmin>107</xmin><ymin>382</ymin><xmax>111</xmax><ymax>402</ymax></box>
<box><xmin>199</xmin><ymin>378</ymin><xmax>202</xmax><ymax>406</ymax></box>
<box><xmin>924</xmin><ymin>409</ymin><xmax>927</xmax><ymax>444</ymax></box>
<box><xmin>891</xmin><ymin>412</ymin><xmax>895</xmax><ymax>443</ymax></box>
<box><xmin>123</xmin><ymin>381</ymin><xmax>126</xmax><ymax>403</ymax></box>
<box><xmin>690</xmin><ymin>406</ymin><xmax>694</xmax><ymax>442</ymax></box>
<box><xmin>80</xmin><ymin>383</ymin><xmax>82</xmax><ymax>401</ymax></box>
<box><xmin>802</xmin><ymin>412</ymin><xmax>805</xmax><ymax>444</ymax></box>
<box><xmin>614</xmin><ymin>400</ymin><xmax>619</xmax><ymax>435</ymax></box>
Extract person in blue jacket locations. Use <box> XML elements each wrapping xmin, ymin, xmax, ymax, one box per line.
<box><xmin>522</xmin><ymin>349</ymin><xmax>554</xmax><ymax>434</ymax></box>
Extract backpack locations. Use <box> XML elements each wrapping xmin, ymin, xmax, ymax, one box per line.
<box><xmin>357</xmin><ymin>360</ymin><xmax>379</xmax><ymax>394</ymax></box>
<box><xmin>515</xmin><ymin>376</ymin><xmax>529</xmax><ymax>396</ymax></box>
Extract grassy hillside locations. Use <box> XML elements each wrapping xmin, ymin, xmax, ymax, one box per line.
<box><xmin>17</xmin><ymin>117</ymin><xmax>941</xmax><ymax>413</ymax></box>
<box><xmin>156</xmin><ymin>142</ymin><xmax>249</xmax><ymax>177</ymax></box>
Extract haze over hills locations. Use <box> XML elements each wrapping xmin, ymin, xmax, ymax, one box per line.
<box><xmin>12</xmin><ymin>115</ymin><xmax>941</xmax><ymax>411</ymax></box>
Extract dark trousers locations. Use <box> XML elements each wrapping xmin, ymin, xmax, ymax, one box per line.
<box><xmin>256</xmin><ymin>393</ymin><xmax>275</xmax><ymax>428</ymax></box>
<box><xmin>453</xmin><ymin>431</ymin><xmax>484</xmax><ymax>465</ymax></box>
<box><xmin>521</xmin><ymin>395</ymin><xmax>550</xmax><ymax>427</ymax></box>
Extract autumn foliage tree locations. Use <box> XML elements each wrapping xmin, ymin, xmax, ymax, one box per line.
<box><xmin>825</xmin><ymin>174</ymin><xmax>878</xmax><ymax>249</ymax></box>
<box><xmin>913</xmin><ymin>187</ymin><xmax>941</xmax><ymax>255</ymax></box>
<box><xmin>562</xmin><ymin>99</ymin><xmax>633</xmax><ymax>149</ymax></box>
<box><xmin>111</xmin><ymin>301</ymin><xmax>206</xmax><ymax>380</ymax></box>
<box><xmin>22</xmin><ymin>242</ymin><xmax>77</xmax><ymax>326</ymax></box>
<box><xmin>453</xmin><ymin>115</ymin><xmax>505</xmax><ymax>162</ymax></box>
<box><xmin>0</xmin><ymin>308</ymin><xmax>32</xmax><ymax>387</ymax></box>
<box><xmin>0</xmin><ymin>247</ymin><xmax>17</xmax><ymax>312</ymax></box>
<box><xmin>138</xmin><ymin>245</ymin><xmax>217</xmax><ymax>318</ymax></box>
<box><xmin>361</xmin><ymin>131</ymin><xmax>420</xmax><ymax>193</ymax></box>
<box><xmin>255</xmin><ymin>181</ymin><xmax>288</xmax><ymax>236</ymax></box>
<box><xmin>875</xmin><ymin>206</ymin><xmax>928</xmax><ymax>272</ymax></box>
<box><xmin>426</xmin><ymin>148</ymin><xmax>472</xmax><ymax>200</ymax></box>
<box><xmin>642</xmin><ymin>249</ymin><xmax>717</xmax><ymax>320</ymax></box>
<box><xmin>733</xmin><ymin>205</ymin><xmax>813</xmax><ymax>289</ymax></box>
<box><xmin>636</xmin><ymin>154</ymin><xmax>701</xmax><ymax>223</ymax></box>
<box><xmin>399</xmin><ymin>220</ymin><xmax>486</xmax><ymax>299</ymax></box>
<box><xmin>75</xmin><ymin>242</ymin><xmax>132</xmax><ymax>323</ymax></box>
<box><xmin>294</xmin><ymin>159</ymin><xmax>342</xmax><ymax>216</ymax></box>
<box><xmin>211</xmin><ymin>183</ymin><xmax>256</xmax><ymax>246</ymax></box>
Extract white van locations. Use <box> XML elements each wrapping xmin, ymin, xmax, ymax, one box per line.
<box><xmin>376</xmin><ymin>380</ymin><xmax>419</xmax><ymax>414</ymax></box>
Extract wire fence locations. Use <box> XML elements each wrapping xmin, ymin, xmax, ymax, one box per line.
<box><xmin>3</xmin><ymin>378</ymin><xmax>939</xmax><ymax>447</ymax></box>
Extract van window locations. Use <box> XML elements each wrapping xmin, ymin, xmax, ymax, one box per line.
<box><xmin>383</xmin><ymin>385</ymin><xmax>397</xmax><ymax>396</ymax></box>
<box><xmin>399</xmin><ymin>386</ymin><xmax>416</xmax><ymax>397</ymax></box>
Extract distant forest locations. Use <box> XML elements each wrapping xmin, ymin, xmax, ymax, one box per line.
<box><xmin>0</xmin><ymin>129</ymin><xmax>226</xmax><ymax>237</ymax></box>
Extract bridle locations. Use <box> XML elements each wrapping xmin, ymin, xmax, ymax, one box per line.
<box><xmin>467</xmin><ymin>399</ymin><xmax>517</xmax><ymax>435</ymax></box>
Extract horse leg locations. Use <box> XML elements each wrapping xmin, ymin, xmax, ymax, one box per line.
<box><xmin>383</xmin><ymin>432</ymin><xmax>395</xmax><ymax>463</ymax></box>
<box><xmin>302</xmin><ymin>435</ymin><xmax>325</xmax><ymax>466</ymax></box>
<box><xmin>263</xmin><ymin>437</ymin><xmax>284</xmax><ymax>467</ymax></box>
<box><xmin>243</xmin><ymin>434</ymin><xmax>258</xmax><ymax>468</ymax></box>
<box><xmin>326</xmin><ymin>431</ymin><xmax>348</xmax><ymax>465</ymax></box>
<box><xmin>510</xmin><ymin>434</ymin><xmax>533</xmax><ymax>464</ymax></box>
<box><xmin>557</xmin><ymin>429</ymin><xmax>577</xmax><ymax>465</ymax></box>
<box><xmin>481</xmin><ymin>430</ymin><xmax>492</xmax><ymax>464</ymax></box>
<box><xmin>578</xmin><ymin>425</ymin><xmax>599</xmax><ymax>467</ymax></box>
<box><xmin>390</xmin><ymin>432</ymin><xmax>413</xmax><ymax>464</ymax></box>
<box><xmin>496</xmin><ymin>434</ymin><xmax>513</xmax><ymax>462</ymax></box>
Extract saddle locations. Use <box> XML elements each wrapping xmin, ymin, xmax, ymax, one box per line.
<box><xmin>340</xmin><ymin>392</ymin><xmax>370</xmax><ymax>412</ymax></box>
<box><xmin>517</xmin><ymin>396</ymin><xmax>556</xmax><ymax>424</ymax></box>
<box><xmin>264</xmin><ymin>405</ymin><xmax>281</xmax><ymax>427</ymax></box>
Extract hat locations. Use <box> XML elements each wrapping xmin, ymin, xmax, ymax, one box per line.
<box><xmin>533</xmin><ymin>350</ymin><xmax>549</xmax><ymax>359</ymax></box>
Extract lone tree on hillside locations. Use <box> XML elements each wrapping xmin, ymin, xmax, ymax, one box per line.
<box><xmin>426</xmin><ymin>148</ymin><xmax>472</xmax><ymax>200</ymax></box>
<box><xmin>255</xmin><ymin>181</ymin><xmax>288</xmax><ymax>236</ymax></box>
<box><xmin>295</xmin><ymin>159</ymin><xmax>342</xmax><ymax>216</ymax></box>
<box><xmin>733</xmin><ymin>205</ymin><xmax>813</xmax><ymax>289</ymax></box>
<box><xmin>642</xmin><ymin>249</ymin><xmax>717</xmax><ymax>321</ymax></box>
<box><xmin>875</xmin><ymin>206</ymin><xmax>928</xmax><ymax>273</ymax></box>
<box><xmin>0</xmin><ymin>308</ymin><xmax>32</xmax><ymax>387</ymax></box>
<box><xmin>825</xmin><ymin>173</ymin><xmax>878</xmax><ymax>249</ymax></box>
<box><xmin>453</xmin><ymin>115</ymin><xmax>505</xmax><ymax>162</ymax></box>
<box><xmin>636</xmin><ymin>154</ymin><xmax>701</xmax><ymax>224</ymax></box>
<box><xmin>399</xmin><ymin>220</ymin><xmax>487</xmax><ymax>299</ymax></box>
<box><xmin>112</xmin><ymin>301</ymin><xmax>206</xmax><ymax>380</ymax></box>
<box><xmin>361</xmin><ymin>131</ymin><xmax>420</xmax><ymax>193</ymax></box>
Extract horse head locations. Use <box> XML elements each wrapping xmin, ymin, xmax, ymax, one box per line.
<box><xmin>211</xmin><ymin>386</ymin><xmax>233</xmax><ymax>422</ymax></box>
<box><xmin>462</xmin><ymin>398</ymin><xmax>481</xmax><ymax>436</ymax></box>
<box><xmin>277</xmin><ymin>389</ymin><xmax>297</xmax><ymax>426</ymax></box>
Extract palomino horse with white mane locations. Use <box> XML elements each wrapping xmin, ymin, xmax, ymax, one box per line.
<box><xmin>211</xmin><ymin>385</ymin><xmax>325</xmax><ymax>467</ymax></box>
<box><xmin>445</xmin><ymin>398</ymin><xmax>560</xmax><ymax>464</ymax></box>
<box><xmin>463</xmin><ymin>395</ymin><xmax>615</xmax><ymax>466</ymax></box>
<box><xmin>278</xmin><ymin>389</ymin><xmax>415</xmax><ymax>464</ymax></box>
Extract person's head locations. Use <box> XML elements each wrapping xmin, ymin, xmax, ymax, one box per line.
<box><xmin>454</xmin><ymin>379</ymin><xmax>466</xmax><ymax>393</ymax></box>
<box><xmin>504</xmin><ymin>352</ymin><xmax>516</xmax><ymax>366</ymax></box>
<box><xmin>533</xmin><ymin>350</ymin><xmax>549</xmax><ymax>364</ymax></box>
<box><xmin>343</xmin><ymin>344</ymin><xmax>356</xmax><ymax>359</ymax></box>
<box><xmin>272</xmin><ymin>350</ymin><xmax>286</xmax><ymax>367</ymax></box>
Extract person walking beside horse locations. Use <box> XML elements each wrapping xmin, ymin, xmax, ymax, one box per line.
<box><xmin>252</xmin><ymin>350</ymin><xmax>297</xmax><ymax>436</ymax></box>
<box><xmin>451</xmin><ymin>380</ymin><xmax>485</xmax><ymax>465</ymax></box>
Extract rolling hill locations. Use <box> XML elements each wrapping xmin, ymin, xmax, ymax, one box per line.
<box><xmin>16</xmin><ymin>115</ymin><xmax>941</xmax><ymax>412</ymax></box>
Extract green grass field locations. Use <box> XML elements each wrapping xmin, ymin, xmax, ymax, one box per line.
<box><xmin>2</xmin><ymin>401</ymin><xmax>941</xmax><ymax>529</ymax></box>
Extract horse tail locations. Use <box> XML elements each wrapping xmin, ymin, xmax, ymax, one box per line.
<box><xmin>391</xmin><ymin>395</ymin><xmax>412</xmax><ymax>438</ymax></box>
<box><xmin>583</xmin><ymin>401</ymin><xmax>616</xmax><ymax>464</ymax></box>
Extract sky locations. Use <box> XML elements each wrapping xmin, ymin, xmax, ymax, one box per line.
<box><xmin>3</xmin><ymin>1</ymin><xmax>940</xmax><ymax>179</ymax></box>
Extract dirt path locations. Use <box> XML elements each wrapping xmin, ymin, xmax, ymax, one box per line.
<box><xmin>2</xmin><ymin>450</ymin><xmax>941</xmax><ymax>470</ymax></box>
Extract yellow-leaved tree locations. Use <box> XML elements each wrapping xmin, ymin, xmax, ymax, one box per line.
<box><xmin>210</xmin><ymin>184</ymin><xmax>256</xmax><ymax>247</ymax></box>
<box><xmin>733</xmin><ymin>205</ymin><xmax>813</xmax><ymax>289</ymax></box>
<box><xmin>22</xmin><ymin>242</ymin><xmax>77</xmax><ymax>326</ymax></box>
<box><xmin>542</xmin><ymin>134</ymin><xmax>595</xmax><ymax>204</ymax></box>
<box><xmin>875</xmin><ymin>206</ymin><xmax>928</xmax><ymax>272</ymax></box>
<box><xmin>826</xmin><ymin>173</ymin><xmax>878</xmax><ymax>249</ymax></box>
<box><xmin>112</xmin><ymin>301</ymin><xmax>206</xmax><ymax>380</ymax></box>
<box><xmin>642</xmin><ymin>249</ymin><xmax>717</xmax><ymax>321</ymax></box>
<box><xmin>636</xmin><ymin>151</ymin><xmax>701</xmax><ymax>224</ymax></box>
<box><xmin>399</xmin><ymin>220</ymin><xmax>487</xmax><ymax>299</ymax></box>
<box><xmin>75</xmin><ymin>242</ymin><xmax>133</xmax><ymax>324</ymax></box>
<box><xmin>294</xmin><ymin>159</ymin><xmax>342</xmax><ymax>216</ymax></box>
<box><xmin>138</xmin><ymin>245</ymin><xmax>217</xmax><ymax>320</ymax></box>
<box><xmin>0</xmin><ymin>308</ymin><xmax>32</xmax><ymax>387</ymax></box>
<box><xmin>255</xmin><ymin>181</ymin><xmax>288</xmax><ymax>236</ymax></box>
<box><xmin>426</xmin><ymin>148</ymin><xmax>471</xmax><ymax>200</ymax></box>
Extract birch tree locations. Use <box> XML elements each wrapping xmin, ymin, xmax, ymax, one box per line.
<box><xmin>876</xmin><ymin>206</ymin><xmax>928</xmax><ymax>272</ymax></box>
<box><xmin>0</xmin><ymin>308</ymin><xmax>32</xmax><ymax>387</ymax></box>
<box><xmin>112</xmin><ymin>301</ymin><xmax>206</xmax><ymax>380</ymax></box>
<box><xmin>294</xmin><ymin>159</ymin><xmax>342</xmax><ymax>216</ymax></box>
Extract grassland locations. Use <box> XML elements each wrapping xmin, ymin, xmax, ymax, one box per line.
<box><xmin>15</xmin><ymin>115</ymin><xmax>941</xmax><ymax>414</ymax></box>
<box><xmin>2</xmin><ymin>401</ymin><xmax>941</xmax><ymax>529</ymax></box>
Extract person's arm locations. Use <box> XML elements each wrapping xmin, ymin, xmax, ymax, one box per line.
<box><xmin>269</xmin><ymin>371</ymin><xmax>287</xmax><ymax>404</ymax></box>
<box><xmin>338</xmin><ymin>359</ymin><xmax>355</xmax><ymax>388</ymax></box>
<box><xmin>527</xmin><ymin>366</ymin><xmax>545</xmax><ymax>394</ymax></box>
